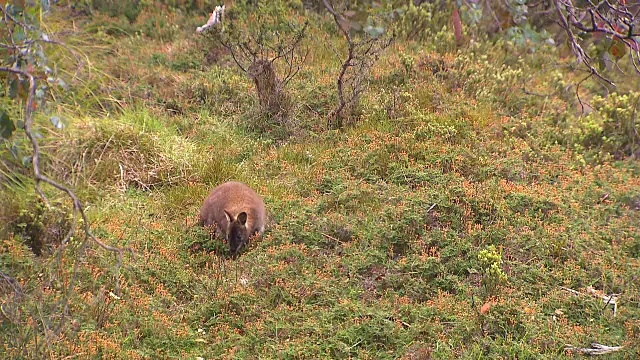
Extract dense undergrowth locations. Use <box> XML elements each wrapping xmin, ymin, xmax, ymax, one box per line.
<box><xmin>1</xmin><ymin>1</ymin><xmax>640</xmax><ymax>359</ymax></box>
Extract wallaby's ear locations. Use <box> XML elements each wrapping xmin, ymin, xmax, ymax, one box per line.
<box><xmin>224</xmin><ymin>209</ymin><xmax>234</xmax><ymax>223</ymax></box>
<box><xmin>237</xmin><ymin>212</ymin><xmax>248</xmax><ymax>226</ymax></box>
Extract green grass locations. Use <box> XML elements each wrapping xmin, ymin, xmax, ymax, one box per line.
<box><xmin>2</xmin><ymin>4</ymin><xmax>640</xmax><ymax>359</ymax></box>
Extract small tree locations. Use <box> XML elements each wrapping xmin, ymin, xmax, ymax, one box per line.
<box><xmin>199</xmin><ymin>1</ymin><xmax>309</xmax><ymax>118</ymax></box>
<box><xmin>322</xmin><ymin>0</ymin><xmax>394</xmax><ymax>127</ymax></box>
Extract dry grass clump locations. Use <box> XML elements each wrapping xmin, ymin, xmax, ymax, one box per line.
<box><xmin>52</xmin><ymin>110</ymin><xmax>200</xmax><ymax>191</ymax></box>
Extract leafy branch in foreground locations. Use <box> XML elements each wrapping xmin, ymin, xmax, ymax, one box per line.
<box><xmin>1</xmin><ymin>3</ymin><xmax>135</xmax><ymax>354</ymax></box>
<box><xmin>1</xmin><ymin>3</ymin><xmax>131</xmax><ymax>259</ymax></box>
<box><xmin>0</xmin><ymin>66</ymin><xmax>129</xmax><ymax>258</ymax></box>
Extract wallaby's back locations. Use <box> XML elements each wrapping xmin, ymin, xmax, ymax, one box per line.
<box><xmin>199</xmin><ymin>181</ymin><xmax>266</xmax><ymax>238</ymax></box>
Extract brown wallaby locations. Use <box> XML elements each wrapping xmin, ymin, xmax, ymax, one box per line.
<box><xmin>199</xmin><ymin>181</ymin><xmax>266</xmax><ymax>254</ymax></box>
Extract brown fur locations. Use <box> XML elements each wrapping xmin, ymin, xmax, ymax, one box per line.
<box><xmin>199</xmin><ymin>181</ymin><xmax>266</xmax><ymax>253</ymax></box>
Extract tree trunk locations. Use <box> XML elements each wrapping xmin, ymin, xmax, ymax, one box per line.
<box><xmin>248</xmin><ymin>58</ymin><xmax>284</xmax><ymax>114</ymax></box>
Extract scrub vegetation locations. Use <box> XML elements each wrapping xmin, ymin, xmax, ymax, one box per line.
<box><xmin>1</xmin><ymin>0</ymin><xmax>639</xmax><ymax>358</ymax></box>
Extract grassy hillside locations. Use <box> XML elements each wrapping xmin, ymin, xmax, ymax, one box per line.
<box><xmin>2</xmin><ymin>2</ymin><xmax>640</xmax><ymax>359</ymax></box>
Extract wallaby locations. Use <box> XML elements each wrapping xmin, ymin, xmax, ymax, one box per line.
<box><xmin>199</xmin><ymin>181</ymin><xmax>266</xmax><ymax>254</ymax></box>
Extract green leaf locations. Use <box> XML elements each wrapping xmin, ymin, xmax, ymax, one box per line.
<box><xmin>6</xmin><ymin>4</ymin><xmax>22</xmax><ymax>15</ymax></box>
<box><xmin>8</xmin><ymin>79</ymin><xmax>19</xmax><ymax>99</ymax></box>
<box><xmin>22</xmin><ymin>156</ymin><xmax>32</xmax><ymax>167</ymax></box>
<box><xmin>364</xmin><ymin>26</ymin><xmax>385</xmax><ymax>38</ymax></box>
<box><xmin>10</xmin><ymin>143</ymin><xmax>19</xmax><ymax>158</ymax></box>
<box><xmin>0</xmin><ymin>109</ymin><xmax>16</xmax><ymax>139</ymax></box>
<box><xmin>13</xmin><ymin>27</ymin><xmax>27</xmax><ymax>42</ymax></box>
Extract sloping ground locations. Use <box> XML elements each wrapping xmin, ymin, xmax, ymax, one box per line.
<box><xmin>2</xmin><ymin>6</ymin><xmax>640</xmax><ymax>359</ymax></box>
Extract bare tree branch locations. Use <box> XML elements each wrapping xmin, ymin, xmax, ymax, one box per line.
<box><xmin>553</xmin><ymin>0</ymin><xmax>617</xmax><ymax>86</ymax></box>
<box><xmin>553</xmin><ymin>0</ymin><xmax>640</xmax><ymax>84</ymax></box>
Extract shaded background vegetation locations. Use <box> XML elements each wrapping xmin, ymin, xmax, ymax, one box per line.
<box><xmin>1</xmin><ymin>0</ymin><xmax>639</xmax><ymax>358</ymax></box>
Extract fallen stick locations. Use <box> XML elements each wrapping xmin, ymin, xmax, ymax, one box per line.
<box><xmin>559</xmin><ymin>286</ymin><xmax>619</xmax><ymax>316</ymax></box>
<box><xmin>564</xmin><ymin>343</ymin><xmax>623</xmax><ymax>355</ymax></box>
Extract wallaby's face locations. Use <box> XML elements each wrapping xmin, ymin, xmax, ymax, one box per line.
<box><xmin>224</xmin><ymin>210</ymin><xmax>249</xmax><ymax>254</ymax></box>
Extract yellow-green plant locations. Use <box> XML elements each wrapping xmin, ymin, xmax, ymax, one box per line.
<box><xmin>478</xmin><ymin>245</ymin><xmax>507</xmax><ymax>294</ymax></box>
<box><xmin>572</xmin><ymin>92</ymin><xmax>640</xmax><ymax>162</ymax></box>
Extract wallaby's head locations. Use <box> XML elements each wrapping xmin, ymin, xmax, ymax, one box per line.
<box><xmin>224</xmin><ymin>209</ymin><xmax>249</xmax><ymax>254</ymax></box>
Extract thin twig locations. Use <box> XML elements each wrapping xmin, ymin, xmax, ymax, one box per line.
<box><xmin>322</xmin><ymin>0</ymin><xmax>353</xmax><ymax>124</ymax></box>
<box><xmin>321</xmin><ymin>232</ymin><xmax>343</xmax><ymax>244</ymax></box>
<box><xmin>553</xmin><ymin>0</ymin><xmax>616</xmax><ymax>87</ymax></box>
<box><xmin>426</xmin><ymin>203</ymin><xmax>437</xmax><ymax>213</ymax></box>
<box><xmin>554</xmin><ymin>0</ymin><xmax>640</xmax><ymax>79</ymax></box>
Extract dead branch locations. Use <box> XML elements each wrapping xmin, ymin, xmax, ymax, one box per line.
<box><xmin>322</xmin><ymin>0</ymin><xmax>357</xmax><ymax>123</ymax></box>
<box><xmin>553</xmin><ymin>0</ymin><xmax>615</xmax><ymax>86</ymax></box>
<box><xmin>196</xmin><ymin>5</ymin><xmax>225</xmax><ymax>33</ymax></box>
<box><xmin>560</xmin><ymin>286</ymin><xmax>619</xmax><ymax>316</ymax></box>
<box><xmin>564</xmin><ymin>343</ymin><xmax>623</xmax><ymax>355</ymax></box>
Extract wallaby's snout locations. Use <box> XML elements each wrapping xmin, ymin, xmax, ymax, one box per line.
<box><xmin>199</xmin><ymin>181</ymin><xmax>266</xmax><ymax>254</ymax></box>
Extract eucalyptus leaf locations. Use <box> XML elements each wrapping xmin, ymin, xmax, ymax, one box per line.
<box><xmin>13</xmin><ymin>28</ymin><xmax>26</xmax><ymax>42</ymax></box>
<box><xmin>7</xmin><ymin>3</ymin><xmax>20</xmax><ymax>14</ymax></box>
<box><xmin>10</xmin><ymin>143</ymin><xmax>19</xmax><ymax>158</ymax></box>
<box><xmin>0</xmin><ymin>110</ymin><xmax>16</xmax><ymax>139</ymax></box>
